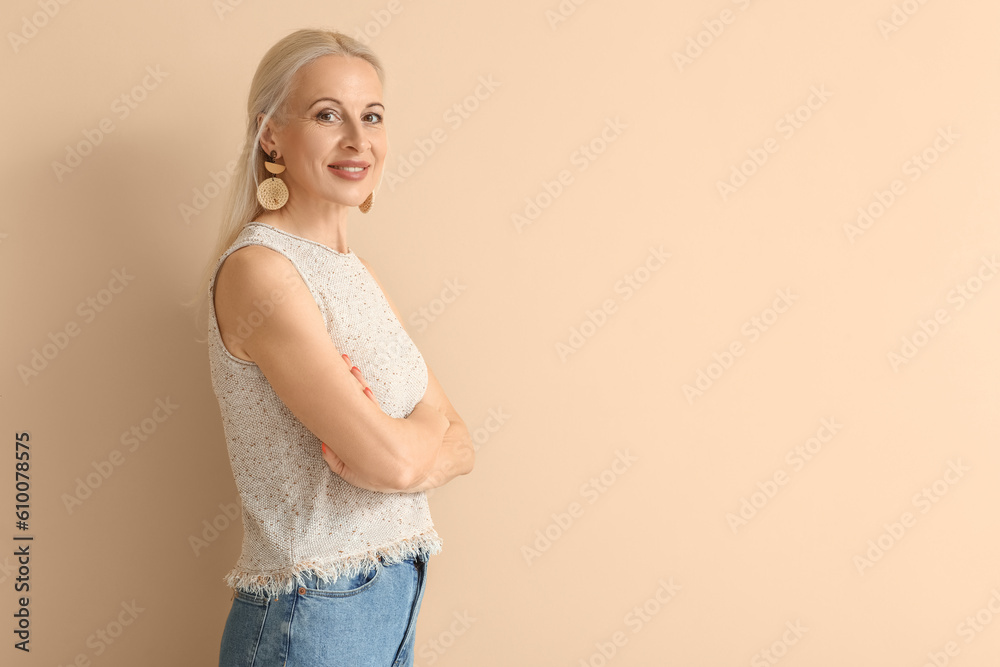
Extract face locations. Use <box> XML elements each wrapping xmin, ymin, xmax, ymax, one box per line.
<box><xmin>259</xmin><ymin>55</ymin><xmax>386</xmax><ymax>211</ymax></box>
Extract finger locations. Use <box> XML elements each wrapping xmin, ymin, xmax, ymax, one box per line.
<box><xmin>342</xmin><ymin>353</ymin><xmax>369</xmax><ymax>389</ymax></box>
<box><xmin>321</xmin><ymin>442</ymin><xmax>345</xmax><ymax>473</ymax></box>
<box><xmin>341</xmin><ymin>354</ymin><xmax>380</xmax><ymax>407</ymax></box>
<box><xmin>349</xmin><ymin>367</ymin><xmax>376</xmax><ymax>402</ymax></box>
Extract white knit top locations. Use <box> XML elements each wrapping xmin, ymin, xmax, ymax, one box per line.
<box><xmin>207</xmin><ymin>221</ymin><xmax>442</xmax><ymax>598</ymax></box>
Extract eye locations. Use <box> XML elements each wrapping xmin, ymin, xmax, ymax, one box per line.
<box><xmin>317</xmin><ymin>110</ymin><xmax>340</xmax><ymax>122</ymax></box>
<box><xmin>363</xmin><ymin>111</ymin><xmax>383</xmax><ymax>124</ymax></box>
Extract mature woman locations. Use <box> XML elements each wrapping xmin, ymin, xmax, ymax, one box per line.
<box><xmin>198</xmin><ymin>28</ymin><xmax>475</xmax><ymax>666</ymax></box>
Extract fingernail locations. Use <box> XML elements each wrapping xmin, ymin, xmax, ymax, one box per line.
<box><xmin>342</xmin><ymin>354</ymin><xmax>349</xmax><ymax>361</ymax></box>
<box><xmin>351</xmin><ymin>366</ymin><xmax>359</xmax><ymax>373</ymax></box>
<box><xmin>364</xmin><ymin>387</ymin><xmax>373</xmax><ymax>397</ymax></box>
<box><xmin>321</xmin><ymin>443</ymin><xmax>327</xmax><ymax>453</ymax></box>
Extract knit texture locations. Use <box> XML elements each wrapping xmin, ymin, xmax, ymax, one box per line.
<box><xmin>207</xmin><ymin>221</ymin><xmax>442</xmax><ymax>598</ymax></box>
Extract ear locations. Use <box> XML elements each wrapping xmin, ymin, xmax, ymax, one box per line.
<box><xmin>256</xmin><ymin>112</ymin><xmax>279</xmax><ymax>158</ymax></box>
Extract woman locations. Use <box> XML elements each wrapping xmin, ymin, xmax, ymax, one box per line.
<box><xmin>198</xmin><ymin>28</ymin><xmax>475</xmax><ymax>666</ymax></box>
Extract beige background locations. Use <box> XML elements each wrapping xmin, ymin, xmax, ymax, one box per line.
<box><xmin>3</xmin><ymin>0</ymin><xmax>999</xmax><ymax>664</ymax></box>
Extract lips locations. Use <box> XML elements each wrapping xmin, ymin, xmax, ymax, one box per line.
<box><xmin>328</xmin><ymin>161</ymin><xmax>369</xmax><ymax>181</ymax></box>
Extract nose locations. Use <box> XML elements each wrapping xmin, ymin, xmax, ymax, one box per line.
<box><xmin>341</xmin><ymin>117</ymin><xmax>370</xmax><ymax>153</ymax></box>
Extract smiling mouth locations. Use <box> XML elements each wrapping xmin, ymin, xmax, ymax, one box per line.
<box><xmin>330</xmin><ymin>166</ymin><xmax>366</xmax><ymax>172</ymax></box>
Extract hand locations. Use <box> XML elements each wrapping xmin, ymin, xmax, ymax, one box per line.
<box><xmin>397</xmin><ymin>424</ymin><xmax>474</xmax><ymax>494</ymax></box>
<box><xmin>319</xmin><ymin>354</ymin><xmax>395</xmax><ymax>492</ymax></box>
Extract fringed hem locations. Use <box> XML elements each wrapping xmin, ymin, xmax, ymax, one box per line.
<box><xmin>223</xmin><ymin>530</ymin><xmax>444</xmax><ymax>599</ymax></box>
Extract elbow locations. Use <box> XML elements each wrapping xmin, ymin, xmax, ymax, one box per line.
<box><xmin>455</xmin><ymin>422</ymin><xmax>475</xmax><ymax>475</ymax></box>
<box><xmin>464</xmin><ymin>445</ymin><xmax>476</xmax><ymax>474</ymax></box>
<box><xmin>460</xmin><ymin>444</ymin><xmax>475</xmax><ymax>476</ymax></box>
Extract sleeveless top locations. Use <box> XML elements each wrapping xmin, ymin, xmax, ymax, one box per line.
<box><xmin>206</xmin><ymin>221</ymin><xmax>442</xmax><ymax>598</ymax></box>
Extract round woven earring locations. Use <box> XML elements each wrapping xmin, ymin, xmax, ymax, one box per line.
<box><xmin>257</xmin><ymin>150</ymin><xmax>289</xmax><ymax>210</ymax></box>
<box><xmin>359</xmin><ymin>170</ymin><xmax>384</xmax><ymax>214</ymax></box>
<box><xmin>359</xmin><ymin>191</ymin><xmax>373</xmax><ymax>213</ymax></box>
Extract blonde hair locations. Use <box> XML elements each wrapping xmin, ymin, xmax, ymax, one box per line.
<box><xmin>185</xmin><ymin>28</ymin><xmax>385</xmax><ymax>336</ymax></box>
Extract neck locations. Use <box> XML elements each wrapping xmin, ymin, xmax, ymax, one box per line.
<box><xmin>262</xmin><ymin>194</ymin><xmax>351</xmax><ymax>254</ymax></box>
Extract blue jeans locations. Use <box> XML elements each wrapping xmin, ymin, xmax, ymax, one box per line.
<box><xmin>218</xmin><ymin>555</ymin><xmax>428</xmax><ymax>666</ymax></box>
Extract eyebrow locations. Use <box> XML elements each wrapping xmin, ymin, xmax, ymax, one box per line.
<box><xmin>309</xmin><ymin>97</ymin><xmax>384</xmax><ymax>110</ymax></box>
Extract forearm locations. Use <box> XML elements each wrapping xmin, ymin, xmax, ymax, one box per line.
<box><xmin>324</xmin><ymin>400</ymin><xmax>450</xmax><ymax>492</ymax></box>
<box><xmin>398</xmin><ymin>418</ymin><xmax>475</xmax><ymax>494</ymax></box>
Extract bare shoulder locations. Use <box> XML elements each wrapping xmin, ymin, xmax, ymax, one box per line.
<box><xmin>215</xmin><ymin>245</ymin><xmax>301</xmax><ymax>314</ymax></box>
<box><xmin>213</xmin><ymin>244</ymin><xmax>312</xmax><ymax>360</ymax></box>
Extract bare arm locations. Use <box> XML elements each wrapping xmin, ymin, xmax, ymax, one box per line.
<box><xmin>397</xmin><ymin>366</ymin><xmax>474</xmax><ymax>492</ymax></box>
<box><xmin>213</xmin><ymin>245</ymin><xmax>449</xmax><ymax>490</ymax></box>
